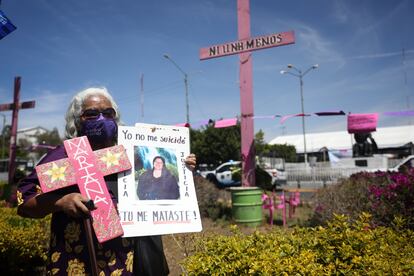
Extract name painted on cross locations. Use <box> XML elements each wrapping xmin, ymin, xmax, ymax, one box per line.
<box><xmin>65</xmin><ymin>137</ymin><xmax>109</xmax><ymax>205</ymax></box>
<box><xmin>199</xmin><ymin>31</ymin><xmax>295</xmax><ymax>60</ymax></box>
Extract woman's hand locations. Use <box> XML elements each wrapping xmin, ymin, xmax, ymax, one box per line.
<box><xmin>55</xmin><ymin>193</ymin><xmax>96</xmax><ymax>218</ymax></box>
<box><xmin>18</xmin><ymin>192</ymin><xmax>96</xmax><ymax>219</ymax></box>
<box><xmin>185</xmin><ymin>153</ymin><xmax>197</xmax><ymax>171</ymax></box>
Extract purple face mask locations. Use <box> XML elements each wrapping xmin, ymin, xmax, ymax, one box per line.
<box><xmin>80</xmin><ymin>114</ymin><xmax>118</xmax><ymax>145</ymax></box>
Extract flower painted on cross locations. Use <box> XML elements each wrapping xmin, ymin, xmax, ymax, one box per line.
<box><xmin>100</xmin><ymin>151</ymin><xmax>122</xmax><ymax>168</ymax></box>
<box><xmin>43</xmin><ymin>163</ymin><xmax>67</xmax><ymax>182</ymax></box>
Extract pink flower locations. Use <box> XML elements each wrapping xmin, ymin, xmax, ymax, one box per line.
<box><xmin>389</xmin><ymin>183</ymin><xmax>398</xmax><ymax>190</ymax></box>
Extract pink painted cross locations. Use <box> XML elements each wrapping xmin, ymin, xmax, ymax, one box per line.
<box><xmin>35</xmin><ymin>136</ymin><xmax>131</xmax><ymax>243</ymax></box>
<box><xmin>199</xmin><ymin>0</ymin><xmax>295</xmax><ymax>186</ymax></box>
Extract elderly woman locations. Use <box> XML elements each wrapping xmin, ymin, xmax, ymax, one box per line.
<box><xmin>17</xmin><ymin>87</ymin><xmax>196</xmax><ymax>275</ymax></box>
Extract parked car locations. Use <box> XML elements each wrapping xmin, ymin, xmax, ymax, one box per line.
<box><xmin>203</xmin><ymin>158</ymin><xmax>287</xmax><ymax>189</ymax></box>
<box><xmin>196</xmin><ymin>163</ymin><xmax>215</xmax><ymax>178</ymax></box>
<box><xmin>202</xmin><ymin>161</ymin><xmax>241</xmax><ymax>188</ymax></box>
<box><xmin>373</xmin><ymin>155</ymin><xmax>414</xmax><ymax>172</ymax></box>
<box><xmin>259</xmin><ymin>157</ymin><xmax>288</xmax><ymax>187</ymax></box>
<box><xmin>214</xmin><ymin>161</ymin><xmax>242</xmax><ymax>188</ymax></box>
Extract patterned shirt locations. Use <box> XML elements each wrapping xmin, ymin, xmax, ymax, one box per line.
<box><xmin>17</xmin><ymin>145</ymin><xmax>134</xmax><ymax>275</ymax></box>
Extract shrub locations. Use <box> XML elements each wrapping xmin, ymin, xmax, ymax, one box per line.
<box><xmin>309</xmin><ymin>174</ymin><xmax>372</xmax><ymax>226</ymax></box>
<box><xmin>367</xmin><ymin>169</ymin><xmax>414</xmax><ymax>228</ymax></box>
<box><xmin>194</xmin><ymin>176</ymin><xmax>231</xmax><ymax>220</ymax></box>
<box><xmin>0</xmin><ymin>204</ymin><xmax>50</xmax><ymax>274</ymax></box>
<box><xmin>0</xmin><ymin>182</ymin><xmax>18</xmax><ymax>207</ymax></box>
<box><xmin>311</xmin><ymin>169</ymin><xmax>414</xmax><ymax>229</ymax></box>
<box><xmin>182</xmin><ymin>213</ymin><xmax>414</xmax><ymax>275</ymax></box>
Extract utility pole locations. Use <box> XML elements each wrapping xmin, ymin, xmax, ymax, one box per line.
<box><xmin>0</xmin><ymin>113</ymin><xmax>5</xmax><ymax>159</ymax></box>
<box><xmin>281</xmin><ymin>64</ymin><xmax>319</xmax><ymax>166</ymax></box>
<box><xmin>140</xmin><ymin>73</ymin><xmax>144</xmax><ymax>121</ymax></box>
<box><xmin>163</xmin><ymin>54</ymin><xmax>190</xmax><ymax>124</ymax></box>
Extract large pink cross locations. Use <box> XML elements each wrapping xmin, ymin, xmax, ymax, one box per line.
<box><xmin>200</xmin><ymin>0</ymin><xmax>295</xmax><ymax>186</ymax></box>
<box><xmin>35</xmin><ymin>136</ymin><xmax>131</xmax><ymax>243</ymax></box>
<box><xmin>0</xmin><ymin>77</ymin><xmax>35</xmax><ymax>185</ymax></box>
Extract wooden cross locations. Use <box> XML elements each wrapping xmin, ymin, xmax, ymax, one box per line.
<box><xmin>199</xmin><ymin>0</ymin><xmax>295</xmax><ymax>187</ymax></box>
<box><xmin>0</xmin><ymin>76</ymin><xmax>35</xmax><ymax>185</ymax></box>
<box><xmin>35</xmin><ymin>136</ymin><xmax>131</xmax><ymax>242</ymax></box>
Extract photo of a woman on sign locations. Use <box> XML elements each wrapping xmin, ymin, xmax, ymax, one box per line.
<box><xmin>134</xmin><ymin>146</ymin><xmax>180</xmax><ymax>200</ymax></box>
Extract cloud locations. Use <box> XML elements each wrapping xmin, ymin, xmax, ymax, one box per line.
<box><xmin>38</xmin><ymin>0</ymin><xmax>103</xmax><ymax>55</ymax></box>
<box><xmin>345</xmin><ymin>49</ymin><xmax>414</xmax><ymax>61</ymax></box>
<box><xmin>18</xmin><ymin>90</ymin><xmax>72</xmax><ymax>136</ymax></box>
<box><xmin>332</xmin><ymin>0</ymin><xmax>350</xmax><ymax>24</ymax></box>
<box><xmin>335</xmin><ymin>1</ymin><xmax>409</xmax><ymax>52</ymax></box>
<box><xmin>28</xmin><ymin>90</ymin><xmax>71</xmax><ymax>114</ymax></box>
<box><xmin>354</xmin><ymin>1</ymin><xmax>406</xmax><ymax>38</ymax></box>
<box><xmin>19</xmin><ymin>111</ymin><xmax>66</xmax><ymax>134</ymax></box>
<box><xmin>298</xmin><ymin>25</ymin><xmax>346</xmax><ymax>68</ymax></box>
<box><xmin>253</xmin><ymin>21</ymin><xmax>347</xmax><ymax>72</ymax></box>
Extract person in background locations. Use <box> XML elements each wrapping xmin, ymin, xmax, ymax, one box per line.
<box><xmin>16</xmin><ymin>87</ymin><xmax>196</xmax><ymax>275</ymax></box>
<box><xmin>137</xmin><ymin>156</ymin><xmax>180</xmax><ymax>200</ymax></box>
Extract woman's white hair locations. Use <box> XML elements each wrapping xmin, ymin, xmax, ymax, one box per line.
<box><xmin>64</xmin><ymin>87</ymin><xmax>121</xmax><ymax>139</ymax></box>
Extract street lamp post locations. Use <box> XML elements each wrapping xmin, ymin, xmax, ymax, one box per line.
<box><xmin>163</xmin><ymin>54</ymin><xmax>190</xmax><ymax>124</ymax></box>
<box><xmin>281</xmin><ymin>64</ymin><xmax>318</xmax><ymax>166</ymax></box>
<box><xmin>0</xmin><ymin>113</ymin><xmax>5</xmax><ymax>159</ymax></box>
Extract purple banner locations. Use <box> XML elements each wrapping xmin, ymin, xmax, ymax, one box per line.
<box><xmin>314</xmin><ymin>111</ymin><xmax>345</xmax><ymax>116</ymax></box>
<box><xmin>383</xmin><ymin>110</ymin><xmax>414</xmax><ymax>116</ymax></box>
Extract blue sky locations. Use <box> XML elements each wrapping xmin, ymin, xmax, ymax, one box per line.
<box><xmin>0</xmin><ymin>0</ymin><xmax>413</xmax><ymax>142</ymax></box>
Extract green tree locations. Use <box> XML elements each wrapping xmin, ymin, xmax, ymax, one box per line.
<box><xmin>261</xmin><ymin>144</ymin><xmax>297</xmax><ymax>162</ymax></box>
<box><xmin>254</xmin><ymin>129</ymin><xmax>297</xmax><ymax>162</ymax></box>
<box><xmin>254</xmin><ymin>130</ymin><xmax>266</xmax><ymax>156</ymax></box>
<box><xmin>14</xmin><ymin>128</ymin><xmax>62</xmax><ymax>161</ymax></box>
<box><xmin>191</xmin><ymin>125</ymin><xmax>297</xmax><ymax>166</ymax></box>
<box><xmin>33</xmin><ymin>128</ymin><xmax>62</xmax><ymax>158</ymax></box>
<box><xmin>0</xmin><ymin>124</ymin><xmax>10</xmax><ymax>159</ymax></box>
<box><xmin>190</xmin><ymin>123</ymin><xmax>241</xmax><ymax>167</ymax></box>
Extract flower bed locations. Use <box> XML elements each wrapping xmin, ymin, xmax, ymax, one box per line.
<box><xmin>182</xmin><ymin>214</ymin><xmax>414</xmax><ymax>275</ymax></box>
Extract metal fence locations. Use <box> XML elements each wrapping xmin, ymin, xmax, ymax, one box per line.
<box><xmin>284</xmin><ymin>159</ymin><xmax>403</xmax><ymax>189</ymax></box>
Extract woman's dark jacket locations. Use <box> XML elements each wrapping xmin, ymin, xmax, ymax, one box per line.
<box><xmin>137</xmin><ymin>168</ymin><xmax>179</xmax><ymax>200</ymax></box>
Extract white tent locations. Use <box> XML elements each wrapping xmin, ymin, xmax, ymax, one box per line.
<box><xmin>17</xmin><ymin>126</ymin><xmax>49</xmax><ymax>144</ymax></box>
<box><xmin>269</xmin><ymin>125</ymin><xmax>414</xmax><ymax>153</ymax></box>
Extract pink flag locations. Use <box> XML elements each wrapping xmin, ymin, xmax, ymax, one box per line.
<box><xmin>252</xmin><ymin>115</ymin><xmax>281</xmax><ymax>119</ymax></box>
<box><xmin>175</xmin><ymin>122</ymin><xmax>190</xmax><ymax>127</ymax></box>
<box><xmin>214</xmin><ymin>118</ymin><xmax>237</xmax><ymax>128</ymax></box>
<box><xmin>347</xmin><ymin>113</ymin><xmax>378</xmax><ymax>133</ymax></box>
<box><xmin>280</xmin><ymin>113</ymin><xmax>310</xmax><ymax>124</ymax></box>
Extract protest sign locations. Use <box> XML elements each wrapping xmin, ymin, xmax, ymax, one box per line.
<box><xmin>117</xmin><ymin>123</ymin><xmax>202</xmax><ymax>237</ymax></box>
